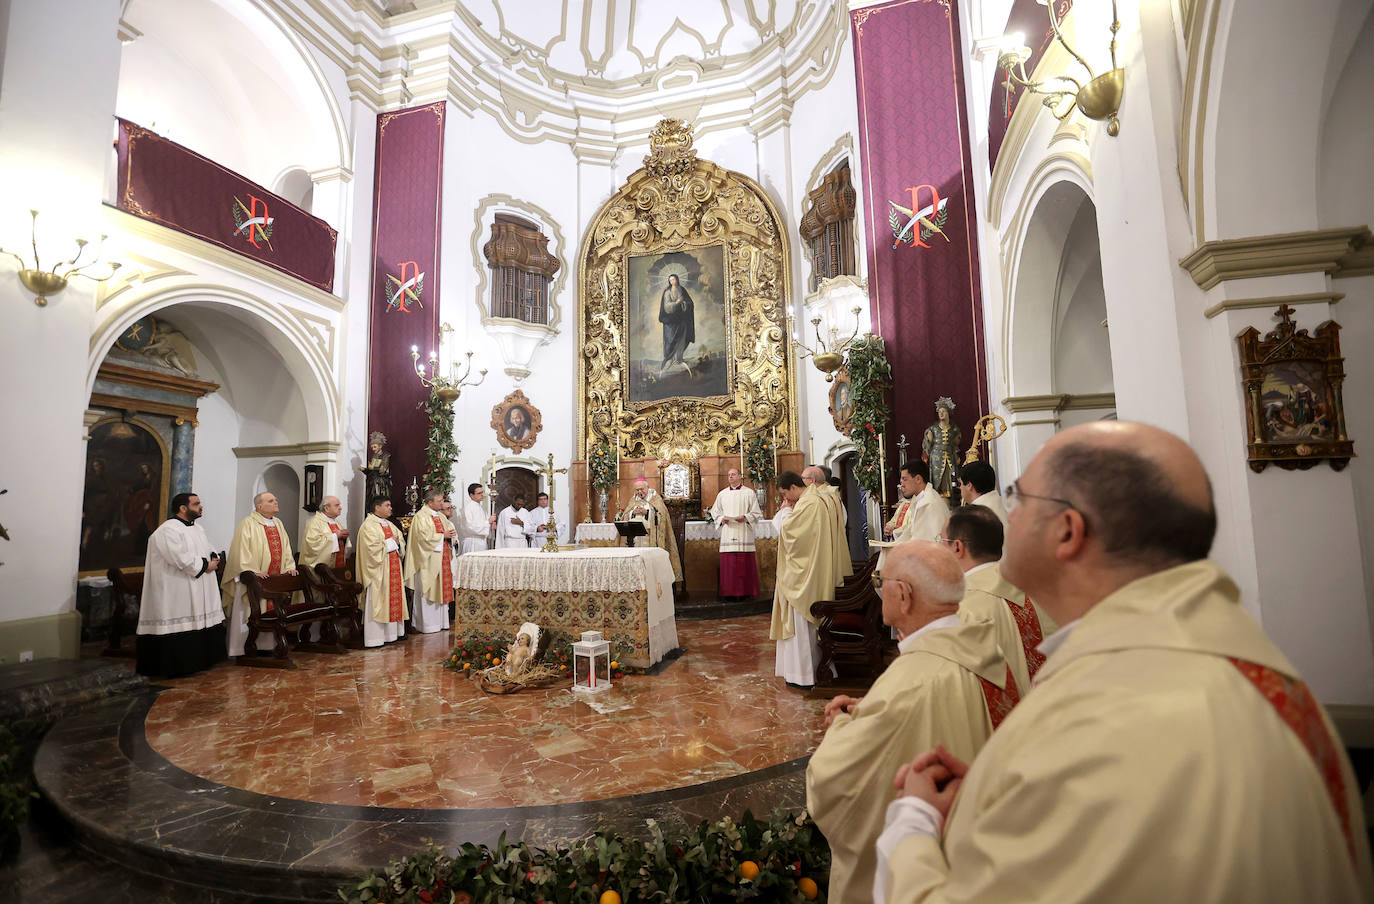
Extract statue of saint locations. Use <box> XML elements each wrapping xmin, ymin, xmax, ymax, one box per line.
<box><xmin>921</xmin><ymin>397</ymin><xmax>962</xmax><ymax>500</ymax></box>
<box><xmin>363</xmin><ymin>431</ymin><xmax>392</xmax><ymax>503</ymax></box>
<box><xmin>658</xmin><ymin>273</ymin><xmax>696</xmax><ymax>377</ymax></box>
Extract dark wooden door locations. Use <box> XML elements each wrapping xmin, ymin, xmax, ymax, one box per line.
<box><xmin>493</xmin><ymin>466</ymin><xmax>539</xmax><ymax>514</ymax></box>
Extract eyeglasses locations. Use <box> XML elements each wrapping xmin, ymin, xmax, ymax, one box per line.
<box><xmin>936</xmin><ymin>536</ymin><xmax>957</xmax><ymax>546</ymax></box>
<box><xmin>872</xmin><ymin>571</ymin><xmax>907</xmax><ymax>591</ymax></box>
<box><xmin>1004</xmin><ymin>479</ymin><xmax>1077</xmax><ymax>513</ymax></box>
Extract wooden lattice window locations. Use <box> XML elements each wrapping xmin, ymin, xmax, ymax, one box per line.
<box><xmin>482</xmin><ymin>213</ymin><xmax>560</xmax><ymax>324</ymax></box>
<box><xmin>799</xmin><ymin>161</ymin><xmax>858</xmax><ymax>292</ymax></box>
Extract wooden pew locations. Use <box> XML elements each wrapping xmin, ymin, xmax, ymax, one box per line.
<box><xmin>311</xmin><ymin>559</ymin><xmax>365</xmax><ymax>650</ymax></box>
<box><xmin>810</xmin><ymin>554</ymin><xmax>893</xmax><ymax>690</ymax></box>
<box><xmin>105</xmin><ymin>567</ymin><xmax>144</xmax><ymax>657</ymax></box>
<box><xmin>238</xmin><ymin>569</ymin><xmax>345</xmax><ymax>668</ymax></box>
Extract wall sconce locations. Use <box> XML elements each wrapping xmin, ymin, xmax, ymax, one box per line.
<box><xmin>789</xmin><ymin>305</ymin><xmax>864</xmax><ymax>382</ymax></box>
<box><xmin>999</xmin><ymin>0</ymin><xmax>1124</xmax><ymax>136</ymax></box>
<box><xmin>0</xmin><ymin>209</ymin><xmax>121</xmax><ymax>306</ymax></box>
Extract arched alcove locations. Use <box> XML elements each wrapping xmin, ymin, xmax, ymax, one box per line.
<box><xmin>273</xmin><ymin>166</ymin><xmax>316</xmax><ymax>213</ymax></box>
<box><xmin>255</xmin><ymin>461</ymin><xmax>302</xmax><ymax>543</ymax></box>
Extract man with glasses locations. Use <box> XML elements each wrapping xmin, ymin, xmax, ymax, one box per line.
<box><xmin>941</xmin><ymin>505</ymin><xmax>1055</xmax><ymax>692</ymax></box>
<box><xmin>807</xmin><ymin>540</ymin><xmax>1018</xmax><ymax>904</ymax></box>
<box><xmin>878</xmin><ymin>421</ymin><xmax>1372</xmax><ymax>902</ymax></box>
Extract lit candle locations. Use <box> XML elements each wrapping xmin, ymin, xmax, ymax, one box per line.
<box><xmin>877</xmin><ymin>433</ymin><xmax>887</xmax><ymax>510</ymax></box>
<box><xmin>771</xmin><ymin>425</ymin><xmax>779</xmax><ymax>474</ymax></box>
<box><xmin>809</xmin><ymin>434</ymin><xmax>816</xmax><ymax>465</ymax></box>
<box><xmin>738</xmin><ymin>427</ymin><xmax>745</xmax><ymax>473</ymax></box>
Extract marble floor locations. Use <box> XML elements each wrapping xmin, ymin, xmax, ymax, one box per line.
<box><xmin>143</xmin><ymin>615</ymin><xmax>827</xmax><ymax>809</ymax></box>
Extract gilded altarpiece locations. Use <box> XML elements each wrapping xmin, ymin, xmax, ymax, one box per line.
<box><xmin>578</xmin><ymin>120</ymin><xmax>796</xmax><ymax>462</ymax></box>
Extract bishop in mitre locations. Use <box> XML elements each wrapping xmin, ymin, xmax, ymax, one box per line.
<box><xmin>135</xmin><ymin>492</ymin><xmax>226</xmax><ymax>678</ymax></box>
<box><xmin>357</xmin><ymin>495</ymin><xmax>407</xmax><ymax>646</ymax></box>
<box><xmin>221</xmin><ymin>491</ymin><xmax>296</xmax><ymax>658</ymax></box>
<box><xmin>405</xmin><ymin>489</ymin><xmax>455</xmax><ymax>634</ymax></box>
<box><xmin>771</xmin><ymin>468</ymin><xmax>842</xmax><ymax>687</ymax></box>
<box><xmin>708</xmin><ymin>468</ymin><xmax>762</xmax><ymax>601</ymax></box>
<box><xmin>616</xmin><ymin>477</ymin><xmax>683</xmax><ymax>583</ymax></box>
<box><xmin>300</xmin><ymin>495</ymin><xmax>349</xmax><ymax>571</ymax></box>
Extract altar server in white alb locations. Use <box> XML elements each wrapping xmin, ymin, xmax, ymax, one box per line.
<box><xmin>524</xmin><ymin>492</ymin><xmax>567</xmax><ymax>547</ymax></box>
<box><xmin>299</xmin><ymin>495</ymin><xmax>349</xmax><ymax>571</ymax></box>
<box><xmin>457</xmin><ymin>482</ymin><xmax>495</xmax><ymax>554</ymax></box>
<box><xmin>496</xmin><ymin>491</ymin><xmax>531</xmax><ymax>549</ymax></box>
<box><xmin>221</xmin><ymin>491</ymin><xmax>296</xmax><ymax>658</ymax></box>
<box><xmin>709</xmin><ymin>468</ymin><xmax>763</xmax><ymax>601</ymax></box>
<box><xmin>405</xmin><ymin>489</ymin><xmax>454</xmax><ymax>633</ymax></box>
<box><xmin>356</xmin><ymin>496</ymin><xmax>407</xmax><ymax>646</ymax></box>
<box><xmin>136</xmin><ymin>492</ymin><xmax>226</xmax><ymax>678</ymax></box>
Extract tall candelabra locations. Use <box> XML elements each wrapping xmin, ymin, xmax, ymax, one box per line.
<box><xmin>788</xmin><ymin>305</ymin><xmax>864</xmax><ymax>382</ymax></box>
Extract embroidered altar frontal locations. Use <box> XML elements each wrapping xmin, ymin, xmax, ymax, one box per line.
<box><xmin>454</xmin><ymin>547</ymin><xmax>678</xmax><ymax>670</ymax></box>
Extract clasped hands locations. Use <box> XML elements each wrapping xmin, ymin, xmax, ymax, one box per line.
<box><xmin>892</xmin><ymin>744</ymin><xmax>970</xmax><ymax>819</ymax></box>
<box><xmin>255</xmin><ymin>568</ymin><xmax>298</xmax><ymax>578</ymax></box>
<box><xmin>823</xmin><ymin>693</ymin><xmax>862</xmax><ymax>728</ymax></box>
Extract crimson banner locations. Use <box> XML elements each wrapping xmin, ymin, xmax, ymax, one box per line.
<box><xmin>115</xmin><ymin>119</ymin><xmax>337</xmax><ymax>291</ymax></box>
<box><xmin>852</xmin><ymin>0</ymin><xmax>988</xmax><ymax>462</ymax></box>
<box><xmin>367</xmin><ymin>102</ymin><xmax>446</xmax><ymax>506</ymax></box>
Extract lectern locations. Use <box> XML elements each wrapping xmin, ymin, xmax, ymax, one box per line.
<box><xmin>614</xmin><ymin>520</ymin><xmax>647</xmax><ymax>548</ymax></box>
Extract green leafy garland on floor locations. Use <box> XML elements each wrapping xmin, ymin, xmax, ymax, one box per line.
<box><xmin>0</xmin><ymin>725</ymin><xmax>34</xmax><ymax>862</ymax></box>
<box><xmin>337</xmin><ymin>811</ymin><xmax>830</xmax><ymax>903</ymax></box>
<box><xmin>419</xmin><ymin>388</ymin><xmax>460</xmax><ymax>498</ymax></box>
<box><xmin>844</xmin><ymin>336</ymin><xmax>893</xmax><ymax>499</ymax></box>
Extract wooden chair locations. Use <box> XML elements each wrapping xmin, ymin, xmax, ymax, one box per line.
<box><xmin>311</xmin><ymin>559</ymin><xmax>365</xmax><ymax>650</ymax></box>
<box><xmin>238</xmin><ymin>568</ymin><xmax>344</xmax><ymax>668</ymax></box>
<box><xmin>810</xmin><ymin>555</ymin><xmax>893</xmax><ymax>690</ymax></box>
<box><xmin>105</xmin><ymin>567</ymin><xmax>144</xmax><ymax>657</ymax></box>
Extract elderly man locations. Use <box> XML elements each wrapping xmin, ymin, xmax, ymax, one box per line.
<box><xmin>890</xmin><ymin>460</ymin><xmax>948</xmax><ymax>543</ymax></box>
<box><xmin>808</xmin><ymin>541</ymin><xmax>1017</xmax><ymax>904</ymax></box>
<box><xmin>357</xmin><ymin>495</ymin><xmax>407</xmax><ymax>646</ymax></box>
<box><xmin>879</xmin><ymin>422</ymin><xmax>1373</xmax><ymax>903</ymax></box>
<box><xmin>616</xmin><ymin>477</ymin><xmax>683</xmax><ymax>583</ymax></box>
<box><xmin>300</xmin><ymin>495</ymin><xmax>349</xmax><ymax>570</ymax></box>
<box><xmin>771</xmin><ymin>468</ymin><xmax>843</xmax><ymax>687</ymax></box>
<box><xmin>221</xmin><ymin>491</ymin><xmax>296</xmax><ymax>658</ymax></box>
<box><xmin>805</xmin><ymin>465</ymin><xmax>853</xmax><ymax>583</ymax></box>
<box><xmin>709</xmin><ymin>468</ymin><xmax>763</xmax><ymax>601</ymax></box>
<box><xmin>405</xmin><ymin>489</ymin><xmax>455</xmax><ymax>633</ymax></box>
<box><xmin>495</xmin><ymin>491</ymin><xmax>530</xmax><ymax>549</ymax></box>
<box><xmin>957</xmin><ymin>460</ymin><xmax>1009</xmax><ymax>530</ymax></box>
<box><xmin>524</xmin><ymin>492</ymin><xmax>567</xmax><ymax>547</ymax></box>
<box><xmin>942</xmin><ymin>505</ymin><xmax>1054</xmax><ymax>693</ymax></box>
<box><xmin>135</xmin><ymin>492</ymin><xmax>225</xmax><ymax>678</ymax></box>
<box><xmin>456</xmin><ymin>483</ymin><xmax>495</xmax><ymax>554</ymax></box>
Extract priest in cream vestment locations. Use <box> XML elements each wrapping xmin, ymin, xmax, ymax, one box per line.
<box><xmin>805</xmin><ymin>467</ymin><xmax>853</xmax><ymax>582</ymax></box>
<box><xmin>708</xmin><ymin>468</ymin><xmax>762</xmax><ymax>600</ymax></box>
<box><xmin>405</xmin><ymin>490</ymin><xmax>455</xmax><ymax>634</ymax></box>
<box><xmin>877</xmin><ymin>422</ymin><xmax>1373</xmax><ymax>904</ymax></box>
<box><xmin>943</xmin><ymin>505</ymin><xmax>1056</xmax><ymax>692</ymax></box>
<box><xmin>299</xmin><ymin>496</ymin><xmax>349</xmax><ymax>571</ymax></box>
<box><xmin>221</xmin><ymin>491</ymin><xmax>296</xmax><ymax>658</ymax></box>
<box><xmin>894</xmin><ymin>461</ymin><xmax>948</xmax><ymax>544</ymax></box>
<box><xmin>808</xmin><ymin>541</ymin><xmax>1018</xmax><ymax>904</ymax></box>
<box><xmin>357</xmin><ymin>497</ymin><xmax>408</xmax><ymax>647</ymax></box>
<box><xmin>616</xmin><ymin>478</ymin><xmax>683</xmax><ymax>583</ymax></box>
<box><xmin>771</xmin><ymin>471</ymin><xmax>842</xmax><ymax>686</ymax></box>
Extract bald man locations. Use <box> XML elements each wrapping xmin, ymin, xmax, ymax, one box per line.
<box><xmin>807</xmin><ymin>542</ymin><xmax>1018</xmax><ymax>904</ymax></box>
<box><xmin>803</xmin><ymin>465</ymin><xmax>852</xmax><ymax>584</ymax></box>
<box><xmin>708</xmin><ymin>468</ymin><xmax>763</xmax><ymax>601</ymax></box>
<box><xmin>879</xmin><ymin>422</ymin><xmax>1373</xmax><ymax>904</ymax></box>
<box><xmin>300</xmin><ymin>495</ymin><xmax>349</xmax><ymax>571</ymax></box>
<box><xmin>616</xmin><ymin>477</ymin><xmax>683</xmax><ymax>583</ymax></box>
<box><xmin>221</xmin><ymin>491</ymin><xmax>296</xmax><ymax>658</ymax></box>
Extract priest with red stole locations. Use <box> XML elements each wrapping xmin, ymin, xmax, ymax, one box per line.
<box><xmin>357</xmin><ymin>495</ymin><xmax>407</xmax><ymax>647</ymax></box>
<box><xmin>299</xmin><ymin>495</ymin><xmax>349</xmax><ymax>571</ymax></box>
<box><xmin>405</xmin><ymin>489</ymin><xmax>454</xmax><ymax>634</ymax></box>
<box><xmin>221</xmin><ymin>491</ymin><xmax>296</xmax><ymax>658</ymax></box>
<box><xmin>708</xmin><ymin>468</ymin><xmax>762</xmax><ymax>601</ymax></box>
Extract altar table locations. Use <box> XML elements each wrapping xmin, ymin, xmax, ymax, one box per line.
<box><xmin>683</xmin><ymin>520</ymin><xmax>778</xmax><ymax>596</ymax></box>
<box><xmin>453</xmin><ymin>546</ymin><xmax>678</xmax><ymax>669</ymax></box>
<box><xmin>573</xmin><ymin>522</ymin><xmax>619</xmax><ymax>548</ymax></box>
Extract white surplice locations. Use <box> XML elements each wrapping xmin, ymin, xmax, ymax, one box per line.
<box><xmin>458</xmin><ymin>498</ymin><xmax>490</xmax><ymax>554</ymax></box>
<box><xmin>496</xmin><ymin>505</ymin><xmax>530</xmax><ymax>548</ymax></box>
<box><xmin>137</xmin><ymin>518</ymin><xmax>224</xmax><ymax>636</ymax></box>
<box><xmin>523</xmin><ymin>503</ymin><xmax>567</xmax><ymax>546</ymax></box>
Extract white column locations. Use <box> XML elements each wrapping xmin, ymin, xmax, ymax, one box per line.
<box><xmin>0</xmin><ymin>0</ymin><xmax>122</xmax><ymax>655</ymax></box>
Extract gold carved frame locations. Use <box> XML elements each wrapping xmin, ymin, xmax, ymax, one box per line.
<box><xmin>577</xmin><ymin>119</ymin><xmax>796</xmax><ymax>460</ymax></box>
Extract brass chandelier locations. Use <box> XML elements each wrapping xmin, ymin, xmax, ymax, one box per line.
<box><xmin>999</xmin><ymin>0</ymin><xmax>1125</xmax><ymax>136</ymax></box>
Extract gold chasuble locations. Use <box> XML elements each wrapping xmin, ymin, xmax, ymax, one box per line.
<box><xmin>958</xmin><ymin>563</ymin><xmax>1056</xmax><ymax>693</ymax></box>
<box><xmin>820</xmin><ymin>484</ymin><xmax>853</xmax><ymax>579</ymax></box>
<box><xmin>809</xmin><ymin>616</ymin><xmax>1017</xmax><ymax>904</ymax></box>
<box><xmin>884</xmin><ymin>561</ymin><xmax>1374</xmax><ymax>904</ymax></box>
<box><xmin>617</xmin><ymin>491</ymin><xmax>683</xmax><ymax>582</ymax></box>
<box><xmin>404</xmin><ymin>508</ymin><xmax>455</xmax><ymax>602</ymax></box>
<box><xmin>221</xmin><ymin>511</ymin><xmax>294</xmax><ymax>613</ymax></box>
<box><xmin>770</xmin><ymin>486</ymin><xmax>841</xmax><ymax>641</ymax></box>
<box><xmin>357</xmin><ymin>514</ymin><xmax>407</xmax><ymax>624</ymax></box>
<box><xmin>300</xmin><ymin>512</ymin><xmax>346</xmax><ymax>570</ymax></box>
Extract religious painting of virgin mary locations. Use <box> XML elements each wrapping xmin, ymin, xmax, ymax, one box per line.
<box><xmin>626</xmin><ymin>246</ymin><xmax>730</xmax><ymax>403</ymax></box>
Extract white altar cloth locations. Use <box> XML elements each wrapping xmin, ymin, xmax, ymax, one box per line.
<box><xmin>684</xmin><ymin>519</ymin><xmax>779</xmax><ymax>542</ymax></box>
<box><xmin>573</xmin><ymin>522</ymin><xmax>619</xmax><ymax>544</ymax></box>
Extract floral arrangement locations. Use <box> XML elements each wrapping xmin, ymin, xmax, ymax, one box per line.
<box><xmin>588</xmin><ymin>443</ymin><xmax>618</xmax><ymax>490</ymax></box>
<box><xmin>337</xmin><ymin>810</ymin><xmax>830</xmax><ymax>904</ymax></box>
<box><xmin>418</xmin><ymin>388</ymin><xmax>460</xmax><ymax>498</ymax></box>
<box><xmin>745</xmin><ymin>435</ymin><xmax>777</xmax><ymax>485</ymax></box>
<box><xmin>844</xmin><ymin>336</ymin><xmax>893</xmax><ymax>500</ymax></box>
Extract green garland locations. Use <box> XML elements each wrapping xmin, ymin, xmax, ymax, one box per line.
<box><xmin>588</xmin><ymin>443</ymin><xmax>618</xmax><ymax>490</ymax></box>
<box><xmin>0</xmin><ymin>725</ymin><xmax>33</xmax><ymax>862</ymax></box>
<box><xmin>844</xmin><ymin>336</ymin><xmax>893</xmax><ymax>500</ymax></box>
<box><xmin>419</xmin><ymin>389</ymin><xmax>460</xmax><ymax>498</ymax></box>
<box><xmin>338</xmin><ymin>810</ymin><xmax>830</xmax><ymax>903</ymax></box>
<box><xmin>745</xmin><ymin>435</ymin><xmax>777</xmax><ymax>484</ymax></box>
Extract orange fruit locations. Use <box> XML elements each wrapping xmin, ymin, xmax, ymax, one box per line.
<box><xmin>798</xmin><ymin>877</ymin><xmax>818</xmax><ymax>899</ymax></box>
<box><xmin>610</xmin><ymin>660</ymin><xmax>619</xmax><ymax>669</ymax></box>
<box><xmin>492</xmin><ymin>657</ymin><xmax>502</xmax><ymax>666</ymax></box>
<box><xmin>463</xmin><ymin>663</ymin><xmax>470</xmax><ymax>670</ymax></box>
<box><xmin>739</xmin><ymin>860</ymin><xmax>760</xmax><ymax>881</ymax></box>
<box><xmin>598</xmin><ymin>891</ymin><xmax>621</xmax><ymax>904</ymax></box>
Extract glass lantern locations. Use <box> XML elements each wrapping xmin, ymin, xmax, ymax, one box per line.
<box><xmin>571</xmin><ymin>630</ymin><xmax>612</xmax><ymax>694</ymax></box>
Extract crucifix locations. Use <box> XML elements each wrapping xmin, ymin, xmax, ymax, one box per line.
<box><xmin>537</xmin><ymin>452</ymin><xmax>569</xmax><ymax>553</ymax></box>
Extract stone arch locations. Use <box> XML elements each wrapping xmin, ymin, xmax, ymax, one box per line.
<box><xmin>87</xmin><ymin>285</ymin><xmax>338</xmax><ymax>443</ymax></box>
<box><xmin>254</xmin><ymin>460</ymin><xmax>302</xmax><ymax>542</ymax></box>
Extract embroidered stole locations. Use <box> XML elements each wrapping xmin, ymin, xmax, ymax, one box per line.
<box><xmin>432</xmin><ymin>514</ymin><xmax>453</xmax><ymax>602</ymax></box>
<box><xmin>260</xmin><ymin>522</ymin><xmax>284</xmax><ymax>611</ymax></box>
<box><xmin>977</xmin><ymin>664</ymin><xmax>1021</xmax><ymax>729</ymax></box>
<box><xmin>379</xmin><ymin>522</ymin><xmax>404</xmax><ymax>622</ymax></box>
<box><xmin>327</xmin><ymin>520</ymin><xmax>346</xmax><ymax>569</ymax></box>
<box><xmin>1005</xmin><ymin>595</ymin><xmax>1047</xmax><ymax>681</ymax></box>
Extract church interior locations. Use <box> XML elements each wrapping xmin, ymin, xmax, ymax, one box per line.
<box><xmin>1</xmin><ymin>0</ymin><xmax>1373</xmax><ymax>901</ymax></box>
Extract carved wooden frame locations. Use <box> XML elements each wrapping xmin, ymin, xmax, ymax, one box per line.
<box><xmin>829</xmin><ymin>365</ymin><xmax>855</xmax><ymax>433</ymax></box>
<box><xmin>491</xmin><ymin>389</ymin><xmax>543</xmax><ymax>454</ymax></box>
